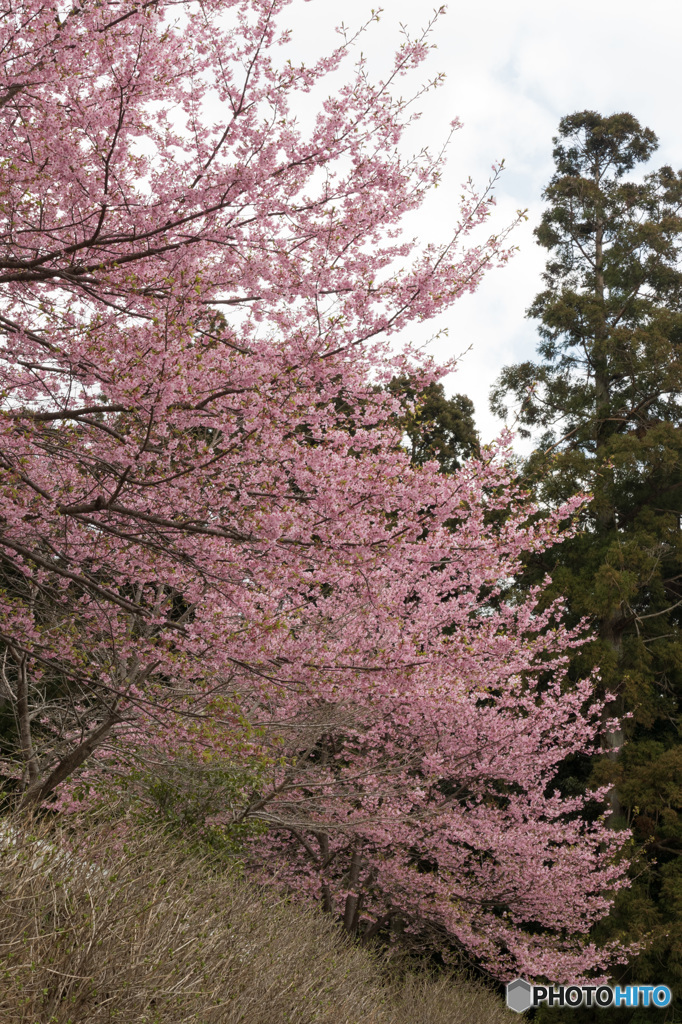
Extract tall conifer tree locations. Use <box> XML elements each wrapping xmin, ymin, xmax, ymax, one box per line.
<box><xmin>491</xmin><ymin>111</ymin><xmax>682</xmax><ymax>1005</ymax></box>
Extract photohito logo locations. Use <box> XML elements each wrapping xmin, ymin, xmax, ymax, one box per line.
<box><xmin>506</xmin><ymin>979</ymin><xmax>672</xmax><ymax>1013</ymax></box>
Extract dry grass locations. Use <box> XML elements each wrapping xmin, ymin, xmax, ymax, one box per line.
<box><xmin>0</xmin><ymin>814</ymin><xmax>519</xmax><ymax>1024</ymax></box>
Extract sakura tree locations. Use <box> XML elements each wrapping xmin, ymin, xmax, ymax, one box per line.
<box><xmin>0</xmin><ymin>0</ymin><xmax>631</xmax><ymax>981</ymax></box>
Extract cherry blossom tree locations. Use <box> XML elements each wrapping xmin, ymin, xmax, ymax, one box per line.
<box><xmin>0</xmin><ymin>0</ymin><xmax>632</xmax><ymax>980</ymax></box>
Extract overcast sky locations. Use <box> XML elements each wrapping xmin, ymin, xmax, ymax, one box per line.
<box><xmin>281</xmin><ymin>0</ymin><xmax>682</xmax><ymax>447</ymax></box>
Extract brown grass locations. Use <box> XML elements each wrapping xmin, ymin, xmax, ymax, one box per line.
<box><xmin>0</xmin><ymin>814</ymin><xmax>519</xmax><ymax>1023</ymax></box>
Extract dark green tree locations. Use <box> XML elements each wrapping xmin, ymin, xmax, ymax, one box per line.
<box><xmin>491</xmin><ymin>111</ymin><xmax>682</xmax><ymax>1016</ymax></box>
<box><xmin>390</xmin><ymin>378</ymin><xmax>479</xmax><ymax>473</ymax></box>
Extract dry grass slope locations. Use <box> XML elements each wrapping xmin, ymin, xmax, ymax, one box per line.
<box><xmin>0</xmin><ymin>816</ymin><xmax>519</xmax><ymax>1023</ymax></box>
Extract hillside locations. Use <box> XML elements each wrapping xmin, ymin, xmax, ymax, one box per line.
<box><xmin>0</xmin><ymin>814</ymin><xmax>519</xmax><ymax>1024</ymax></box>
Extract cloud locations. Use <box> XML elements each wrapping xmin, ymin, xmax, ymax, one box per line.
<box><xmin>283</xmin><ymin>0</ymin><xmax>682</xmax><ymax>444</ymax></box>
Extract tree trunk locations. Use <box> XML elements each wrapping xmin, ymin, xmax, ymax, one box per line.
<box><xmin>14</xmin><ymin>652</ymin><xmax>39</xmax><ymax>790</ymax></box>
<box><xmin>592</xmin><ymin>165</ymin><xmax>625</xmax><ymax>824</ymax></box>
<box><xmin>19</xmin><ymin>711</ymin><xmax>120</xmax><ymax>809</ymax></box>
<box><xmin>342</xmin><ymin>848</ymin><xmax>363</xmax><ymax>935</ymax></box>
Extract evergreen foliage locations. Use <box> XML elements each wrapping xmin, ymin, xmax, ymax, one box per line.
<box><xmin>390</xmin><ymin>377</ymin><xmax>479</xmax><ymax>473</ymax></box>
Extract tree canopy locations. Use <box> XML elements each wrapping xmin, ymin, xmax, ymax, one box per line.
<box><xmin>0</xmin><ymin>9</ymin><xmax>635</xmax><ymax>982</ymax></box>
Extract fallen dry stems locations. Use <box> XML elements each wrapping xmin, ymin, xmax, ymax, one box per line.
<box><xmin>0</xmin><ymin>814</ymin><xmax>518</xmax><ymax>1023</ymax></box>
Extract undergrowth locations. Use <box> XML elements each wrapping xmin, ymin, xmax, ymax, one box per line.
<box><xmin>0</xmin><ymin>813</ymin><xmax>519</xmax><ymax>1023</ymax></box>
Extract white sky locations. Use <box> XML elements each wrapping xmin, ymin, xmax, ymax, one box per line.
<box><xmin>282</xmin><ymin>0</ymin><xmax>682</xmax><ymax>447</ymax></box>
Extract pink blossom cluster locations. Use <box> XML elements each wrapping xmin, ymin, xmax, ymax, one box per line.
<box><xmin>0</xmin><ymin>0</ymin><xmax>630</xmax><ymax>981</ymax></box>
